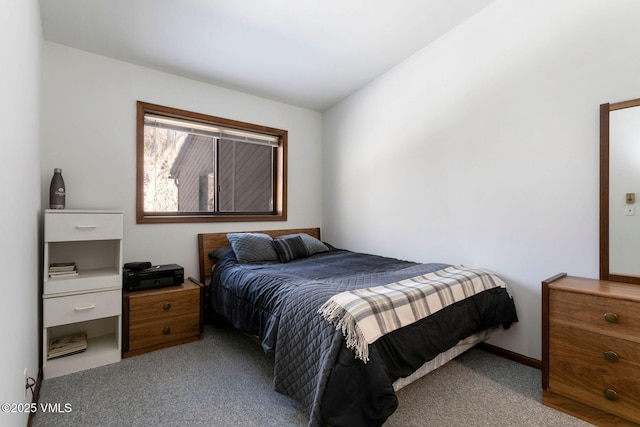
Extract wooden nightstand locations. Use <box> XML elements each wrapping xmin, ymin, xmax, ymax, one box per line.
<box><xmin>122</xmin><ymin>278</ymin><xmax>204</xmax><ymax>358</ymax></box>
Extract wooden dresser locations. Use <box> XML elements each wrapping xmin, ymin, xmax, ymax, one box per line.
<box><xmin>542</xmin><ymin>274</ymin><xmax>640</xmax><ymax>426</ymax></box>
<box><xmin>123</xmin><ymin>278</ymin><xmax>204</xmax><ymax>358</ymax></box>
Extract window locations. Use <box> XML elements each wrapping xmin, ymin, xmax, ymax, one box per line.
<box><xmin>136</xmin><ymin>101</ymin><xmax>287</xmax><ymax>223</ymax></box>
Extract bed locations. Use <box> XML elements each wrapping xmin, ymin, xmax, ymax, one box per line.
<box><xmin>198</xmin><ymin>228</ymin><xmax>518</xmax><ymax>427</ymax></box>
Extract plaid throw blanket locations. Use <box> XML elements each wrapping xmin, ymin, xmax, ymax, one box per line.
<box><xmin>317</xmin><ymin>265</ymin><xmax>510</xmax><ymax>362</ymax></box>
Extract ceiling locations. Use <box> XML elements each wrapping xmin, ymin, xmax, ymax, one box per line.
<box><xmin>39</xmin><ymin>0</ymin><xmax>496</xmax><ymax>111</ymax></box>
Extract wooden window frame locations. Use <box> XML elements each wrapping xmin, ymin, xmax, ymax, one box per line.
<box><xmin>136</xmin><ymin>101</ymin><xmax>287</xmax><ymax>224</ymax></box>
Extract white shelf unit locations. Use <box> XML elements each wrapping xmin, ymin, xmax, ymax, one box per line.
<box><xmin>42</xmin><ymin>209</ymin><xmax>124</xmax><ymax>379</ymax></box>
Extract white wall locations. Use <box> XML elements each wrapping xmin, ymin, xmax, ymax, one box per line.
<box><xmin>0</xmin><ymin>0</ymin><xmax>41</xmax><ymax>425</ymax></box>
<box><xmin>322</xmin><ymin>0</ymin><xmax>640</xmax><ymax>360</ymax></box>
<box><xmin>41</xmin><ymin>42</ymin><xmax>323</xmax><ymax>280</ymax></box>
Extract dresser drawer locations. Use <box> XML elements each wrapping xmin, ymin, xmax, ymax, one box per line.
<box><xmin>128</xmin><ymin>287</ymin><xmax>199</xmax><ymax>323</ymax></box>
<box><xmin>549</xmin><ymin>289</ymin><xmax>640</xmax><ymax>341</ymax></box>
<box><xmin>549</xmin><ymin>324</ymin><xmax>640</xmax><ymax>423</ymax></box>
<box><xmin>127</xmin><ymin>313</ymin><xmax>200</xmax><ymax>351</ymax></box>
<box><xmin>549</xmin><ymin>323</ymin><xmax>640</xmax><ymax>378</ymax></box>
<box><xmin>45</xmin><ymin>213</ymin><xmax>123</xmax><ymax>242</ymax></box>
<box><xmin>44</xmin><ymin>289</ymin><xmax>121</xmax><ymax>327</ymax></box>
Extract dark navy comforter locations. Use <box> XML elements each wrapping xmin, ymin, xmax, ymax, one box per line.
<box><xmin>208</xmin><ymin>247</ymin><xmax>518</xmax><ymax>426</ymax></box>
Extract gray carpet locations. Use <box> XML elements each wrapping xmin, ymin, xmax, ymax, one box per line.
<box><xmin>33</xmin><ymin>325</ymin><xmax>592</xmax><ymax>426</ymax></box>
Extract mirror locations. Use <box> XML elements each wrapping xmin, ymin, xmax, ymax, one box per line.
<box><xmin>600</xmin><ymin>97</ymin><xmax>640</xmax><ymax>284</ymax></box>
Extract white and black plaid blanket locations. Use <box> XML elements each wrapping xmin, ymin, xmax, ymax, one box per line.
<box><xmin>317</xmin><ymin>265</ymin><xmax>511</xmax><ymax>362</ymax></box>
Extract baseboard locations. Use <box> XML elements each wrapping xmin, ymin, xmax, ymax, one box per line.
<box><xmin>26</xmin><ymin>368</ymin><xmax>42</xmax><ymax>427</ymax></box>
<box><xmin>476</xmin><ymin>342</ymin><xmax>542</xmax><ymax>370</ymax></box>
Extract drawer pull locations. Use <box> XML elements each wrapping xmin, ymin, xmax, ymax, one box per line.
<box><xmin>163</xmin><ymin>326</ymin><xmax>171</xmax><ymax>335</ymax></box>
<box><xmin>604</xmin><ymin>389</ymin><xmax>619</xmax><ymax>401</ymax></box>
<box><xmin>604</xmin><ymin>351</ymin><xmax>619</xmax><ymax>362</ymax></box>
<box><xmin>74</xmin><ymin>304</ymin><xmax>96</xmax><ymax>311</ymax></box>
<box><xmin>75</xmin><ymin>225</ymin><xmax>97</xmax><ymax>230</ymax></box>
<box><xmin>163</xmin><ymin>303</ymin><xmax>171</xmax><ymax>311</ymax></box>
<box><xmin>603</xmin><ymin>312</ymin><xmax>619</xmax><ymax>323</ymax></box>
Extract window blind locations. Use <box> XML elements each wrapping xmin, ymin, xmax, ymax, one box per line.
<box><xmin>144</xmin><ymin>114</ymin><xmax>279</xmax><ymax>147</ymax></box>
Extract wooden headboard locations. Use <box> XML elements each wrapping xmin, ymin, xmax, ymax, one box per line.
<box><xmin>197</xmin><ymin>227</ymin><xmax>321</xmax><ymax>283</ymax></box>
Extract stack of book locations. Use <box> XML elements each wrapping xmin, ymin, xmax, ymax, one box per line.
<box><xmin>47</xmin><ymin>332</ymin><xmax>88</xmax><ymax>360</ymax></box>
<box><xmin>48</xmin><ymin>262</ymin><xmax>78</xmax><ymax>278</ymax></box>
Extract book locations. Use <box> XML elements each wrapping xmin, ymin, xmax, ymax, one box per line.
<box><xmin>47</xmin><ymin>348</ymin><xmax>87</xmax><ymax>360</ymax></box>
<box><xmin>47</xmin><ymin>332</ymin><xmax>87</xmax><ymax>360</ymax></box>
<box><xmin>49</xmin><ymin>262</ymin><xmax>76</xmax><ymax>271</ymax></box>
<box><xmin>49</xmin><ymin>261</ymin><xmax>76</xmax><ymax>268</ymax></box>
<box><xmin>48</xmin><ymin>262</ymin><xmax>78</xmax><ymax>277</ymax></box>
<box><xmin>48</xmin><ymin>270</ymin><xmax>78</xmax><ymax>277</ymax></box>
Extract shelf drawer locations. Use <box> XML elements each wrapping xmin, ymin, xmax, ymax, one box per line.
<box><xmin>549</xmin><ymin>289</ymin><xmax>640</xmax><ymax>341</ymax></box>
<box><xmin>45</xmin><ymin>212</ymin><xmax>123</xmax><ymax>242</ymax></box>
<box><xmin>128</xmin><ymin>287</ymin><xmax>200</xmax><ymax>323</ymax></box>
<box><xmin>127</xmin><ymin>313</ymin><xmax>200</xmax><ymax>351</ymax></box>
<box><xmin>44</xmin><ymin>289</ymin><xmax>121</xmax><ymax>327</ymax></box>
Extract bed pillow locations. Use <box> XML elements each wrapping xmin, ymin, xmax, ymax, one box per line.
<box><xmin>226</xmin><ymin>233</ymin><xmax>279</xmax><ymax>263</ymax></box>
<box><xmin>272</xmin><ymin>235</ymin><xmax>310</xmax><ymax>263</ymax></box>
<box><xmin>277</xmin><ymin>233</ymin><xmax>329</xmax><ymax>255</ymax></box>
<box><xmin>208</xmin><ymin>246</ymin><xmax>234</xmax><ymax>261</ymax></box>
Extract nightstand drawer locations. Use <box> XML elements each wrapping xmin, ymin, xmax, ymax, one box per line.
<box><xmin>128</xmin><ymin>287</ymin><xmax>199</xmax><ymax>323</ymax></box>
<box><xmin>45</xmin><ymin>213</ymin><xmax>123</xmax><ymax>242</ymax></box>
<box><xmin>127</xmin><ymin>313</ymin><xmax>200</xmax><ymax>351</ymax></box>
<box><xmin>44</xmin><ymin>289</ymin><xmax>121</xmax><ymax>327</ymax></box>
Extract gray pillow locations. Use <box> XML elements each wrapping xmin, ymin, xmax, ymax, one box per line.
<box><xmin>226</xmin><ymin>233</ymin><xmax>279</xmax><ymax>263</ymax></box>
<box><xmin>277</xmin><ymin>233</ymin><xmax>329</xmax><ymax>255</ymax></box>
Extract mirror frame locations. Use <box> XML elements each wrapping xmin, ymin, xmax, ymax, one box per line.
<box><xmin>600</xmin><ymin>97</ymin><xmax>640</xmax><ymax>284</ymax></box>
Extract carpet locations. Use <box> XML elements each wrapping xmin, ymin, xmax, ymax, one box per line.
<box><xmin>33</xmin><ymin>325</ymin><xmax>592</xmax><ymax>426</ymax></box>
